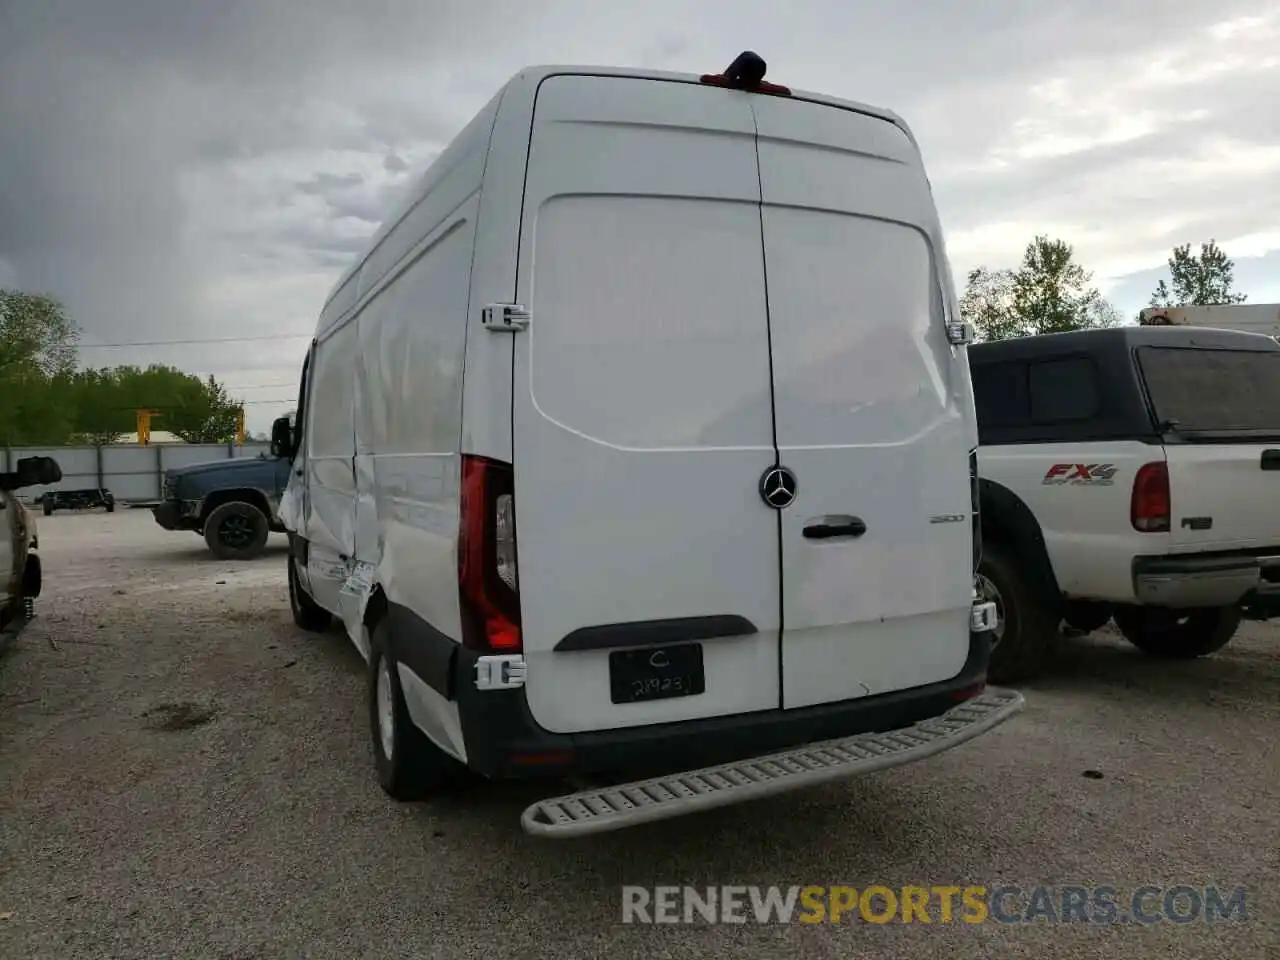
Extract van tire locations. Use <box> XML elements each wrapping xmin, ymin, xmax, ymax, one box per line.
<box><xmin>1112</xmin><ymin>605</ymin><xmax>1242</xmax><ymax>659</ymax></box>
<box><xmin>288</xmin><ymin>554</ymin><xmax>330</xmax><ymax>632</ymax></box>
<box><xmin>977</xmin><ymin>541</ymin><xmax>1058</xmax><ymax>683</ymax></box>
<box><xmin>204</xmin><ymin>501</ymin><xmax>270</xmax><ymax>560</ymax></box>
<box><xmin>368</xmin><ymin>620</ymin><xmax>465</xmax><ymax>800</ymax></box>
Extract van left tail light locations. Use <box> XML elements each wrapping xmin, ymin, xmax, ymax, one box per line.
<box><xmin>459</xmin><ymin>455</ymin><xmax>522</xmax><ymax>653</ymax></box>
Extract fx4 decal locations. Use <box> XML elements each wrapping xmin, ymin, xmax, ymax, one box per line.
<box><xmin>1043</xmin><ymin>463</ymin><xmax>1118</xmax><ymax>486</ymax></box>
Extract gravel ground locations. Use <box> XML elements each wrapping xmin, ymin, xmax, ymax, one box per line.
<box><xmin>1</xmin><ymin>510</ymin><xmax>1277</xmax><ymax>959</ymax></box>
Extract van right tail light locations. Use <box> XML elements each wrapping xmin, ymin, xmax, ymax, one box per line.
<box><xmin>1131</xmin><ymin>462</ymin><xmax>1170</xmax><ymax>533</ymax></box>
<box><xmin>459</xmin><ymin>455</ymin><xmax>522</xmax><ymax>653</ymax></box>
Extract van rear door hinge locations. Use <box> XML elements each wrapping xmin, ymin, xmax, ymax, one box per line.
<box><xmin>475</xmin><ymin>655</ymin><xmax>527</xmax><ymax>690</ymax></box>
<box><xmin>482</xmin><ymin>303</ymin><xmax>530</xmax><ymax>332</ymax></box>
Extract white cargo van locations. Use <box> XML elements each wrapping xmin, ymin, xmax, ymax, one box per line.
<box><xmin>272</xmin><ymin>53</ymin><xmax>1022</xmax><ymax>838</ymax></box>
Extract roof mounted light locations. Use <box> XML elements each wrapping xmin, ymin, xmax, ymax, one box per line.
<box><xmin>700</xmin><ymin>50</ymin><xmax>791</xmax><ymax>96</ymax></box>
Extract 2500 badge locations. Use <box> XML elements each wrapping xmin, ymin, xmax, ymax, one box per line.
<box><xmin>1042</xmin><ymin>463</ymin><xmax>1118</xmax><ymax>486</ymax></box>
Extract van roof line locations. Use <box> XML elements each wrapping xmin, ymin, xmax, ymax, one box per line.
<box><xmin>319</xmin><ymin>64</ymin><xmax>914</xmax><ymax>318</ymax></box>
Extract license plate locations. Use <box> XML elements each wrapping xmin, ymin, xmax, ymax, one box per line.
<box><xmin>609</xmin><ymin>644</ymin><xmax>705</xmax><ymax>704</ymax></box>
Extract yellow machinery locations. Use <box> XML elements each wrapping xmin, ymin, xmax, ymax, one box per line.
<box><xmin>136</xmin><ymin>410</ymin><xmax>156</xmax><ymax>445</ymax></box>
<box><xmin>135</xmin><ymin>408</ymin><xmax>245</xmax><ymax>444</ymax></box>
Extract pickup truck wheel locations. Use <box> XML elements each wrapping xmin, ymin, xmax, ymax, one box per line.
<box><xmin>42</xmin><ymin>500</ymin><xmax>53</xmax><ymax>516</ymax></box>
<box><xmin>977</xmin><ymin>543</ymin><xmax>1058</xmax><ymax>683</ymax></box>
<box><xmin>368</xmin><ymin>619</ymin><xmax>466</xmax><ymax>800</ymax></box>
<box><xmin>1112</xmin><ymin>606</ymin><xmax>1242</xmax><ymax>659</ymax></box>
<box><xmin>204</xmin><ymin>501</ymin><xmax>270</xmax><ymax>560</ymax></box>
<box><xmin>288</xmin><ymin>553</ymin><xmax>331</xmax><ymax>632</ymax></box>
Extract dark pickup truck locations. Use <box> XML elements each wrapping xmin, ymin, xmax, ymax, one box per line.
<box><xmin>153</xmin><ymin>454</ymin><xmax>291</xmax><ymax>560</ymax></box>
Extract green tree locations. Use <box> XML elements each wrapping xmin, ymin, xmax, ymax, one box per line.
<box><xmin>84</xmin><ymin>365</ymin><xmax>244</xmax><ymax>443</ymax></box>
<box><xmin>165</xmin><ymin>373</ymin><xmax>243</xmax><ymax>443</ymax></box>
<box><xmin>1148</xmin><ymin>240</ymin><xmax>1247</xmax><ymax>308</ymax></box>
<box><xmin>1</xmin><ymin>368</ymin><xmax>74</xmax><ymax>445</ymax></box>
<box><xmin>0</xmin><ymin>289</ymin><xmax>82</xmax><ymax>443</ymax></box>
<box><xmin>962</xmin><ymin>236</ymin><xmax>1120</xmax><ymax>341</ymax></box>
<box><xmin>0</xmin><ymin>287</ymin><xmax>246</xmax><ymax>446</ymax></box>
<box><xmin>0</xmin><ymin>289</ymin><xmax>79</xmax><ymax>378</ymax></box>
<box><xmin>66</xmin><ymin>368</ymin><xmax>132</xmax><ymax>443</ymax></box>
<box><xmin>959</xmin><ymin>267</ymin><xmax>1018</xmax><ymax>342</ymax></box>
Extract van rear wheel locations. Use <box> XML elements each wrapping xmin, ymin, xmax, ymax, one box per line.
<box><xmin>368</xmin><ymin>620</ymin><xmax>465</xmax><ymax>800</ymax></box>
<box><xmin>977</xmin><ymin>542</ymin><xmax>1059</xmax><ymax>683</ymax></box>
<box><xmin>1112</xmin><ymin>605</ymin><xmax>1242</xmax><ymax>659</ymax></box>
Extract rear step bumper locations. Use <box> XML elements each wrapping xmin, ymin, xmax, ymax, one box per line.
<box><xmin>521</xmin><ymin>687</ymin><xmax>1024</xmax><ymax>838</ymax></box>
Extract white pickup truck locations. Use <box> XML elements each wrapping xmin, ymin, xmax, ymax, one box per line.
<box><xmin>969</xmin><ymin>325</ymin><xmax>1280</xmax><ymax>681</ymax></box>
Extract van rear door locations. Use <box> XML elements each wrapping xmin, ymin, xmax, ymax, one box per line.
<box><xmin>511</xmin><ymin>75</ymin><xmax>782</xmax><ymax>735</ymax></box>
<box><xmin>751</xmin><ymin>96</ymin><xmax>974</xmax><ymax>709</ymax></box>
<box><xmin>1135</xmin><ymin>340</ymin><xmax>1280</xmax><ymax>548</ymax></box>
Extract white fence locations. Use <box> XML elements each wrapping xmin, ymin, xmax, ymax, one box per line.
<box><xmin>3</xmin><ymin>442</ymin><xmax>274</xmax><ymax>503</ymax></box>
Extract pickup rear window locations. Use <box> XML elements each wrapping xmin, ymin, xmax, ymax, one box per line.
<box><xmin>1136</xmin><ymin>345</ymin><xmax>1280</xmax><ymax>435</ymax></box>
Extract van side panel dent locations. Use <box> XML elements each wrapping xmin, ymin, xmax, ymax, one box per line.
<box><xmin>357</xmin><ymin>207</ymin><xmax>479</xmax><ymax>646</ymax></box>
<box><xmin>303</xmin><ymin>93</ymin><xmax>496</xmax><ymax>756</ymax></box>
<box><xmin>304</xmin><ymin>320</ymin><xmax>360</xmax><ymax>614</ymax></box>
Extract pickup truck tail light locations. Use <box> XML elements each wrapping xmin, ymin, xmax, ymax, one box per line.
<box><xmin>1131</xmin><ymin>462</ymin><xmax>1170</xmax><ymax>532</ymax></box>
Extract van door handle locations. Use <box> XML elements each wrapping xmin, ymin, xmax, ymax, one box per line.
<box><xmin>803</xmin><ymin>516</ymin><xmax>866</xmax><ymax>540</ymax></box>
<box><xmin>1261</xmin><ymin>450</ymin><xmax>1280</xmax><ymax>471</ymax></box>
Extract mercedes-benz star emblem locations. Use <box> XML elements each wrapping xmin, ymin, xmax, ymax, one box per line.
<box><xmin>759</xmin><ymin>466</ymin><xmax>798</xmax><ymax>509</ymax></box>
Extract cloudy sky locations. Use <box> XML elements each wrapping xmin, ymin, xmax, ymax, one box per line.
<box><xmin>2</xmin><ymin>0</ymin><xmax>1278</xmax><ymax>433</ymax></box>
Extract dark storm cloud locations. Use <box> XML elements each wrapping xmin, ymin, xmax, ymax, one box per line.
<box><xmin>0</xmin><ymin>0</ymin><xmax>546</xmax><ymax>347</ymax></box>
<box><xmin>1</xmin><ymin>0</ymin><xmax>1276</xmax><ymax>432</ymax></box>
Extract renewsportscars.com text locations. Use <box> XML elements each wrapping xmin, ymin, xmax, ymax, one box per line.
<box><xmin>621</xmin><ymin>884</ymin><xmax>1248</xmax><ymax>925</ymax></box>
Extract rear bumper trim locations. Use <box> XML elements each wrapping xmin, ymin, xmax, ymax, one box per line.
<box><xmin>452</xmin><ymin>625</ymin><xmax>994</xmax><ymax>782</ymax></box>
<box><xmin>521</xmin><ymin>687</ymin><xmax>1024</xmax><ymax>838</ymax></box>
<box><xmin>1132</xmin><ymin>554</ymin><xmax>1267</xmax><ymax>607</ymax></box>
